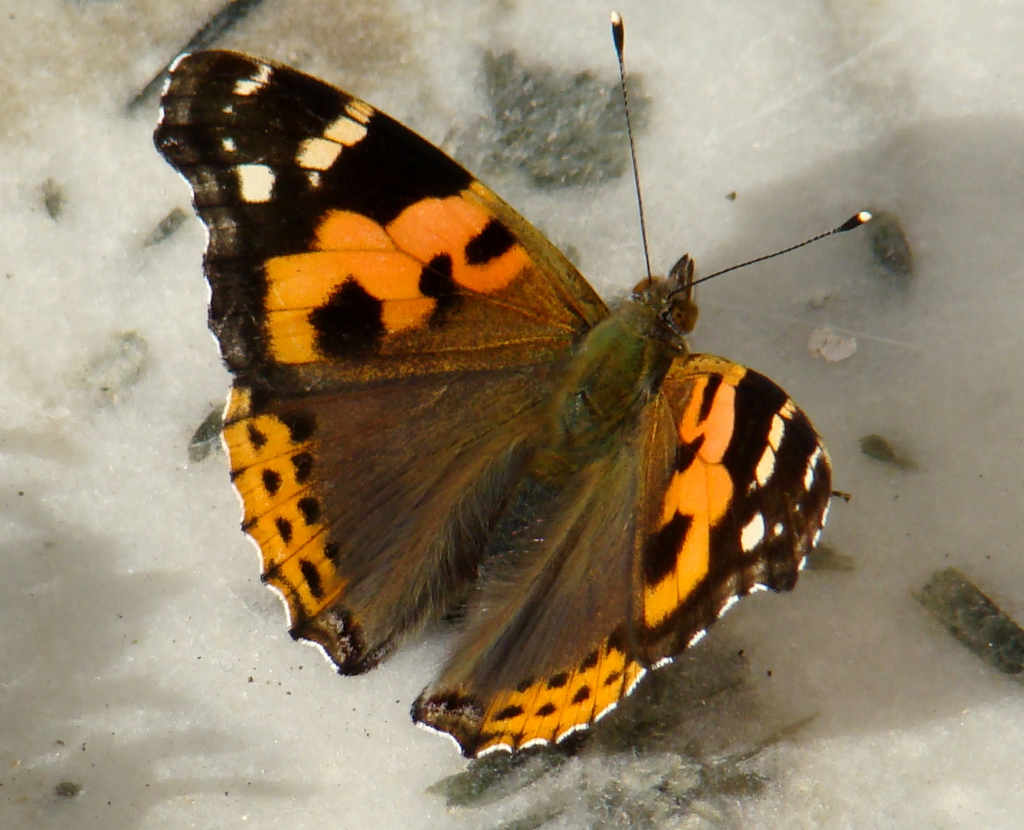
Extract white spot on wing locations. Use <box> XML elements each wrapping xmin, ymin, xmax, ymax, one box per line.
<box><xmin>718</xmin><ymin>595</ymin><xmax>739</xmax><ymax>617</ymax></box>
<box><xmin>773</xmin><ymin>522</ymin><xmax>784</xmax><ymax>537</ymax></box>
<box><xmin>804</xmin><ymin>446</ymin><xmax>823</xmax><ymax>490</ymax></box>
<box><xmin>234</xmin><ymin>63</ymin><xmax>272</xmax><ymax>96</ymax></box>
<box><xmin>651</xmin><ymin>656</ymin><xmax>674</xmax><ymax>670</ymax></box>
<box><xmin>236</xmin><ymin>164</ymin><xmax>275</xmax><ymax>203</ymax></box>
<box><xmin>296</xmin><ymin>136</ymin><xmax>343</xmax><ymax>170</ymax></box>
<box><xmin>687</xmin><ymin>629</ymin><xmax>706</xmax><ymax>647</ymax></box>
<box><xmin>755</xmin><ymin>445</ymin><xmax>776</xmax><ymax>487</ymax></box>
<box><xmin>740</xmin><ymin>512</ymin><xmax>765</xmax><ymax>552</ymax></box>
<box><xmin>345</xmin><ymin>99</ymin><xmax>374</xmax><ymax>124</ymax></box>
<box><xmin>768</xmin><ymin>413</ymin><xmax>785</xmax><ymax>451</ymax></box>
<box><xmin>221</xmin><ymin>137</ymin><xmax>236</xmax><ymax>153</ymax></box>
<box><xmin>324</xmin><ymin>114</ymin><xmax>368</xmax><ymax>146</ymax></box>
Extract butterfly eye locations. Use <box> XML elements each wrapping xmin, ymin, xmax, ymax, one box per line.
<box><xmin>670</xmin><ymin>301</ymin><xmax>698</xmax><ymax>333</ymax></box>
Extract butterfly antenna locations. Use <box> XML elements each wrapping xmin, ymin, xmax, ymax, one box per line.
<box><xmin>611</xmin><ymin>11</ymin><xmax>653</xmax><ymax>283</ymax></box>
<box><xmin>689</xmin><ymin>210</ymin><xmax>874</xmax><ymax>289</ymax></box>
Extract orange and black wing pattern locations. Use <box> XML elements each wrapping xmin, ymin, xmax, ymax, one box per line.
<box><xmin>413</xmin><ymin>354</ymin><xmax>831</xmax><ymax>757</ymax></box>
<box><xmin>637</xmin><ymin>355</ymin><xmax>832</xmax><ymax>660</ymax></box>
<box><xmin>154</xmin><ymin>51</ymin><xmax>606</xmax><ymax>673</ymax></box>
<box><xmin>156</xmin><ymin>49</ymin><xmax>835</xmax><ymax>758</ymax></box>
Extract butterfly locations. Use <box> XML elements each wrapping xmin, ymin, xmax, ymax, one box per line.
<box><xmin>155</xmin><ymin>49</ymin><xmax>834</xmax><ymax>758</ymax></box>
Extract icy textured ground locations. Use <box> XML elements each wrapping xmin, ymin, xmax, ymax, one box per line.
<box><xmin>3</xmin><ymin>0</ymin><xmax>1023</xmax><ymax>827</ymax></box>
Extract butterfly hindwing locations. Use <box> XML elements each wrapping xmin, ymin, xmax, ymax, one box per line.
<box><xmin>155</xmin><ymin>51</ymin><xmax>609</xmax><ymax>672</ymax></box>
<box><xmin>413</xmin><ymin>391</ymin><xmax>679</xmax><ymax>756</ymax></box>
<box><xmin>413</xmin><ymin>355</ymin><xmax>831</xmax><ymax>757</ymax></box>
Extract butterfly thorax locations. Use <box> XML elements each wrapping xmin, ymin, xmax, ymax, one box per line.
<box><xmin>537</xmin><ymin>271</ymin><xmax>697</xmax><ymax>476</ymax></box>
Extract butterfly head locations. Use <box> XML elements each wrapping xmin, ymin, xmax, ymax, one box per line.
<box><xmin>630</xmin><ymin>253</ymin><xmax>700</xmax><ymax>347</ymax></box>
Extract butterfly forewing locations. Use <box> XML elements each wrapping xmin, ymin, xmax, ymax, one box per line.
<box><xmin>156</xmin><ymin>51</ymin><xmax>607</xmax><ymax>392</ymax></box>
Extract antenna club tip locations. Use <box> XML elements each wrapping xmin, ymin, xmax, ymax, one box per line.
<box><xmin>610</xmin><ymin>10</ymin><xmax>624</xmax><ymax>53</ymax></box>
<box><xmin>837</xmin><ymin>210</ymin><xmax>872</xmax><ymax>232</ymax></box>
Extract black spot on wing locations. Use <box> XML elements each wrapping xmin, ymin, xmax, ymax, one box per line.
<box><xmin>419</xmin><ymin>253</ymin><xmax>460</xmax><ymax>323</ymax></box>
<box><xmin>262</xmin><ymin>469</ymin><xmax>282</xmax><ymax>496</ymax></box>
<box><xmin>494</xmin><ymin>705</ymin><xmax>524</xmax><ymax>721</ymax></box>
<box><xmin>280</xmin><ymin>411</ymin><xmax>316</xmax><ymax>442</ymax></box>
<box><xmin>698</xmin><ymin>373</ymin><xmax>722</xmax><ymax>422</ymax></box>
<box><xmin>674</xmin><ymin>436</ymin><xmax>701</xmax><ymax>471</ymax></box>
<box><xmin>419</xmin><ymin>254</ymin><xmax>454</xmax><ymax>297</ymax></box>
<box><xmin>571</xmin><ymin>686</ymin><xmax>591</xmax><ymax>704</ymax></box>
<box><xmin>246</xmin><ymin>422</ymin><xmax>267</xmax><ymax>449</ymax></box>
<box><xmin>310</xmin><ymin>278</ymin><xmax>385</xmax><ymax>356</ymax></box>
<box><xmin>300</xmin><ymin>559</ymin><xmax>324</xmax><ymax>599</ymax></box>
<box><xmin>643</xmin><ymin>512</ymin><xmax>692</xmax><ymax>585</ymax></box>
<box><xmin>465</xmin><ymin>219</ymin><xmax>515</xmax><ymax>264</ymax></box>
<box><xmin>324</xmin><ymin>541</ymin><xmax>342</xmax><ymax>565</ymax></box>
<box><xmin>291</xmin><ymin>452</ymin><xmax>313</xmax><ymax>483</ymax></box>
<box><xmin>547</xmin><ymin>672</ymin><xmax>569</xmax><ymax>690</ymax></box>
<box><xmin>297</xmin><ymin>497</ymin><xmax>321</xmax><ymax>525</ymax></box>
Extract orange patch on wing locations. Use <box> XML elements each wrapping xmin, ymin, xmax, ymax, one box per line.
<box><xmin>643</xmin><ymin>376</ymin><xmax>738</xmax><ymax>627</ymax></box>
<box><xmin>262</xmin><ymin>199</ymin><xmax>531</xmax><ymax>364</ymax></box>
<box><xmin>314</xmin><ymin>210</ymin><xmax>395</xmax><ymax>251</ymax></box>
<box><xmin>264</xmin><ymin>535</ymin><xmax>347</xmax><ymax>621</ymax></box>
<box><xmin>387</xmin><ymin>195</ymin><xmax>529</xmax><ymax>294</ymax></box>
<box><xmin>263</xmin><ymin>250</ymin><xmax>434</xmax><ymax>363</ymax></box>
<box><xmin>679</xmin><ymin>376</ymin><xmax>736</xmax><ymax>463</ymax></box>
<box><xmin>265</xmin><ymin>252</ymin><xmax>422</xmax><ymax>309</ymax></box>
<box><xmin>472</xmin><ymin>636</ymin><xmax>643</xmax><ymax>756</ymax></box>
<box><xmin>380</xmin><ymin>297</ymin><xmax>437</xmax><ymax>333</ymax></box>
<box><xmin>221</xmin><ymin>388</ymin><xmax>345</xmax><ymax>623</ymax></box>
